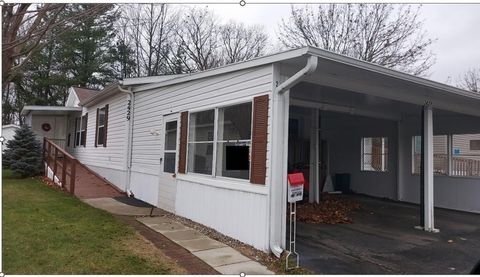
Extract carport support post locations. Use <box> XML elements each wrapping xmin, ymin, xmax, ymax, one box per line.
<box><xmin>309</xmin><ymin>108</ymin><xmax>320</xmax><ymax>203</ymax></box>
<box><xmin>421</xmin><ymin>102</ymin><xmax>438</xmax><ymax>233</ymax></box>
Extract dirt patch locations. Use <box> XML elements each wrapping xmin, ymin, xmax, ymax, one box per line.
<box><xmin>296</xmin><ymin>194</ymin><xmax>361</xmax><ymax>224</ymax></box>
<box><xmin>117</xmin><ymin>232</ymin><xmax>187</xmax><ymax>274</ymax></box>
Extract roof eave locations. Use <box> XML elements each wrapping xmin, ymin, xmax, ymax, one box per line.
<box><xmin>305</xmin><ymin>46</ymin><xmax>479</xmax><ymax>100</ymax></box>
<box><xmin>132</xmin><ymin>47</ymin><xmax>310</xmax><ymax>93</ymax></box>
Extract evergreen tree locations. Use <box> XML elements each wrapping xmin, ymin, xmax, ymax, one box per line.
<box><xmin>110</xmin><ymin>40</ymin><xmax>136</xmax><ymax>79</ymax></box>
<box><xmin>3</xmin><ymin>125</ymin><xmax>43</xmax><ymax>177</ymax></box>
<box><xmin>58</xmin><ymin>4</ymin><xmax>118</xmax><ymax>88</ymax></box>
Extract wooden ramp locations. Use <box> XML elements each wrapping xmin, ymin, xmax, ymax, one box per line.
<box><xmin>44</xmin><ymin>138</ymin><xmax>124</xmax><ymax>199</ymax></box>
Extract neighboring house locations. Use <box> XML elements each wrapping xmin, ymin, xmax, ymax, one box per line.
<box><xmin>1</xmin><ymin>124</ymin><xmax>20</xmax><ymax>145</ymax></box>
<box><xmin>22</xmin><ymin>46</ymin><xmax>480</xmax><ymax>254</ymax></box>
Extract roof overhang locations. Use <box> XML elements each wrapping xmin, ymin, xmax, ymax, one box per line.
<box><xmin>21</xmin><ymin>106</ymin><xmax>82</xmax><ymax>116</ymax></box>
<box><xmin>121</xmin><ymin>74</ymin><xmax>185</xmax><ymax>86</ymax></box>
<box><xmin>131</xmin><ymin>47</ymin><xmax>309</xmax><ymax>92</ymax></box>
<box><xmin>85</xmin><ymin>45</ymin><xmax>480</xmax><ymax>117</ymax></box>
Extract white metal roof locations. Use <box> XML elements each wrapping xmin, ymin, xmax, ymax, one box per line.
<box><xmin>2</xmin><ymin>124</ymin><xmax>20</xmax><ymax>129</ymax></box>
<box><xmin>129</xmin><ymin>46</ymin><xmax>480</xmax><ymax>102</ymax></box>
<box><xmin>121</xmin><ymin>74</ymin><xmax>185</xmax><ymax>86</ymax></box>
<box><xmin>21</xmin><ymin>106</ymin><xmax>82</xmax><ymax>116</ymax></box>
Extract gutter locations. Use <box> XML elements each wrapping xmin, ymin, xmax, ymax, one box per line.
<box><xmin>117</xmin><ymin>85</ymin><xmax>135</xmax><ymax>197</ymax></box>
<box><xmin>268</xmin><ymin>54</ymin><xmax>318</xmax><ymax>258</ymax></box>
<box><xmin>276</xmin><ymin>55</ymin><xmax>318</xmax><ymax>95</ymax></box>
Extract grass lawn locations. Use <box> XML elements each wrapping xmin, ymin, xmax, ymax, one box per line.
<box><xmin>2</xmin><ymin>173</ymin><xmax>186</xmax><ymax>274</ymax></box>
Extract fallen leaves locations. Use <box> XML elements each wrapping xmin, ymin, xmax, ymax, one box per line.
<box><xmin>295</xmin><ymin>194</ymin><xmax>361</xmax><ymax>224</ymax></box>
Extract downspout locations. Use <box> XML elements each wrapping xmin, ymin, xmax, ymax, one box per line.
<box><xmin>276</xmin><ymin>55</ymin><xmax>318</xmax><ymax>94</ymax></box>
<box><xmin>118</xmin><ymin>84</ymin><xmax>135</xmax><ymax>197</ymax></box>
<box><xmin>269</xmin><ymin>55</ymin><xmax>318</xmax><ymax>258</ymax></box>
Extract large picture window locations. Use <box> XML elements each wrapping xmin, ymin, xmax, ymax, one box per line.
<box><xmin>216</xmin><ymin>103</ymin><xmax>252</xmax><ymax>179</ymax></box>
<box><xmin>187</xmin><ymin>102</ymin><xmax>253</xmax><ymax>180</ymax></box>
<box><xmin>361</xmin><ymin>137</ymin><xmax>388</xmax><ymax>172</ymax></box>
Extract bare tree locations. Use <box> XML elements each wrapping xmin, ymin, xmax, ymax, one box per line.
<box><xmin>457</xmin><ymin>68</ymin><xmax>480</xmax><ymax>93</ymax></box>
<box><xmin>117</xmin><ymin>4</ymin><xmax>178</xmax><ymax>77</ymax></box>
<box><xmin>113</xmin><ymin>5</ymin><xmax>270</xmax><ymax>75</ymax></box>
<box><xmin>2</xmin><ymin>3</ymin><xmax>112</xmax><ymax>87</ymax></box>
<box><xmin>219</xmin><ymin>21</ymin><xmax>269</xmax><ymax>64</ymax></box>
<box><xmin>278</xmin><ymin>4</ymin><xmax>436</xmax><ymax>75</ymax></box>
<box><xmin>176</xmin><ymin>7</ymin><xmax>222</xmax><ymax>71</ymax></box>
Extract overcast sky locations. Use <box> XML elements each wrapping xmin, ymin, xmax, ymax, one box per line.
<box><xmin>191</xmin><ymin>3</ymin><xmax>480</xmax><ymax>84</ymax></box>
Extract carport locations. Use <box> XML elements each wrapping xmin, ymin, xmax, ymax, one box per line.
<box><xmin>266</xmin><ymin>47</ymin><xmax>480</xmax><ymax>268</ymax></box>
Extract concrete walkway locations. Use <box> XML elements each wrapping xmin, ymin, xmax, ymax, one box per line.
<box><xmin>82</xmin><ymin>197</ymin><xmax>159</xmax><ymax>216</ymax></box>
<box><xmin>82</xmin><ymin>197</ymin><xmax>274</xmax><ymax>275</ymax></box>
<box><xmin>137</xmin><ymin>216</ymin><xmax>274</xmax><ymax>275</ymax></box>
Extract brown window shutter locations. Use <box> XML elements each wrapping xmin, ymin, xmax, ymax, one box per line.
<box><xmin>250</xmin><ymin>94</ymin><xmax>269</xmax><ymax>185</ymax></box>
<box><xmin>83</xmin><ymin>113</ymin><xmax>88</xmax><ymax>147</ymax></box>
<box><xmin>95</xmin><ymin>108</ymin><xmax>99</xmax><ymax>147</ymax></box>
<box><xmin>178</xmin><ymin>111</ymin><xmax>189</xmax><ymax>174</ymax></box>
<box><xmin>103</xmin><ymin>104</ymin><xmax>109</xmax><ymax>147</ymax></box>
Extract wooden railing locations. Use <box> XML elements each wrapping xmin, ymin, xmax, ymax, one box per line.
<box><xmin>43</xmin><ymin>138</ymin><xmax>77</xmax><ymax>195</ymax></box>
<box><xmin>48</xmin><ymin>138</ymin><xmax>66</xmax><ymax>150</ymax></box>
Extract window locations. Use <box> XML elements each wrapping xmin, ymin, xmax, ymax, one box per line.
<box><xmin>80</xmin><ymin>114</ymin><xmax>87</xmax><ymax>146</ymax></box>
<box><xmin>412</xmin><ymin>135</ymin><xmax>448</xmax><ymax>175</ymax></box>
<box><xmin>187</xmin><ymin>102</ymin><xmax>253</xmax><ymax>180</ymax></box>
<box><xmin>452</xmin><ymin>133</ymin><xmax>480</xmax><ymax>177</ymax></box>
<box><xmin>163</xmin><ymin>120</ymin><xmax>178</xmax><ymax>173</ymax></box>
<box><xmin>75</xmin><ymin>114</ymin><xmax>88</xmax><ymax>147</ymax></box>
<box><xmin>75</xmin><ymin>117</ymin><xmax>81</xmax><ymax>146</ymax></box>
<box><xmin>361</xmin><ymin>137</ymin><xmax>388</xmax><ymax>172</ymax></box>
<box><xmin>67</xmin><ymin>133</ymin><xmax>71</xmax><ymax>147</ymax></box>
<box><xmin>216</xmin><ymin>103</ymin><xmax>252</xmax><ymax>179</ymax></box>
<box><xmin>187</xmin><ymin>109</ymin><xmax>215</xmax><ymax>175</ymax></box>
<box><xmin>96</xmin><ymin>105</ymin><xmax>108</xmax><ymax>147</ymax></box>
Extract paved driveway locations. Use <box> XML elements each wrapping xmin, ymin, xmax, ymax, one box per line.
<box><xmin>296</xmin><ymin>195</ymin><xmax>480</xmax><ymax>274</ymax></box>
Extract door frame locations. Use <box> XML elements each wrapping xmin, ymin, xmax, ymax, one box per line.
<box><xmin>160</xmin><ymin>113</ymin><xmax>180</xmax><ymax>176</ymax></box>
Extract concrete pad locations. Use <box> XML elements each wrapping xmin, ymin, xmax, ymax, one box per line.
<box><xmin>149</xmin><ymin>222</ymin><xmax>187</xmax><ymax>233</ymax></box>
<box><xmin>215</xmin><ymin>260</ymin><xmax>274</xmax><ymax>275</ymax></box>
<box><xmin>176</xmin><ymin>237</ymin><xmax>227</xmax><ymax>252</ymax></box>
<box><xmin>137</xmin><ymin>216</ymin><xmax>172</xmax><ymax>226</ymax></box>
<box><xmin>162</xmin><ymin>229</ymin><xmax>205</xmax><ymax>242</ymax></box>
<box><xmin>82</xmin><ymin>197</ymin><xmax>152</xmax><ymax>216</ymax></box>
<box><xmin>193</xmin><ymin>247</ymin><xmax>250</xmax><ymax>267</ymax></box>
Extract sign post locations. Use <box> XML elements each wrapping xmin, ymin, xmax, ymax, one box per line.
<box><xmin>286</xmin><ymin>173</ymin><xmax>304</xmax><ymax>270</ymax></box>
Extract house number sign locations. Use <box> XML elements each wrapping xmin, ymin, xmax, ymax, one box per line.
<box><xmin>126</xmin><ymin>100</ymin><xmax>132</xmax><ymax>120</ymax></box>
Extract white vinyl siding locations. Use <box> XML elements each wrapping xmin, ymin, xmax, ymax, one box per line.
<box><xmin>131</xmin><ymin>66</ymin><xmax>272</xmax><ymax>176</ymax></box>
<box><xmin>129</xmin><ymin>65</ymin><xmax>272</xmax><ymax>250</ymax></box>
<box><xmin>67</xmin><ymin>93</ymin><xmax>128</xmax><ymax>174</ymax></box>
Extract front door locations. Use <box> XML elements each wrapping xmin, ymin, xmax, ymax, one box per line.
<box><xmin>158</xmin><ymin>113</ymin><xmax>180</xmax><ymax>212</ymax></box>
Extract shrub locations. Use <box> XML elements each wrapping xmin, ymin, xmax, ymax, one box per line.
<box><xmin>3</xmin><ymin>125</ymin><xmax>43</xmax><ymax>177</ymax></box>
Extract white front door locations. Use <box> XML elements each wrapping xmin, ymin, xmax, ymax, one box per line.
<box><xmin>158</xmin><ymin>113</ymin><xmax>180</xmax><ymax>212</ymax></box>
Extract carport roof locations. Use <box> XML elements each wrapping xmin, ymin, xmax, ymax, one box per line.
<box><xmin>128</xmin><ymin>46</ymin><xmax>479</xmax><ymax>101</ymax></box>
